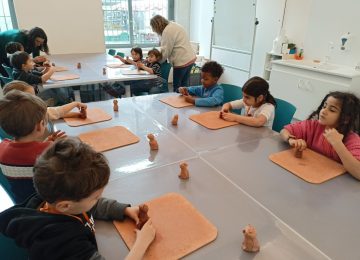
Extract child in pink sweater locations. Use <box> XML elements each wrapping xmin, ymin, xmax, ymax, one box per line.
<box><xmin>280</xmin><ymin>91</ymin><xmax>360</xmax><ymax>180</ymax></box>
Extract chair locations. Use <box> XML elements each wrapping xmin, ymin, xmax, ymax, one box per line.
<box><xmin>2</xmin><ymin>64</ymin><xmax>13</xmax><ymax>79</ymax></box>
<box><xmin>108</xmin><ymin>49</ymin><xmax>116</xmax><ymax>56</ymax></box>
<box><xmin>0</xmin><ymin>76</ymin><xmax>13</xmax><ymax>85</ymax></box>
<box><xmin>221</xmin><ymin>83</ymin><xmax>243</xmax><ymax>114</ymax></box>
<box><xmin>272</xmin><ymin>98</ymin><xmax>296</xmax><ymax>132</ymax></box>
<box><xmin>159</xmin><ymin>62</ymin><xmax>172</xmax><ymax>93</ymax></box>
<box><xmin>0</xmin><ymin>127</ymin><xmax>13</xmax><ymax>141</ymax></box>
<box><xmin>116</xmin><ymin>52</ymin><xmax>125</xmax><ymax>58</ymax></box>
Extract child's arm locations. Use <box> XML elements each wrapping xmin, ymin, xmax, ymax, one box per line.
<box><xmin>125</xmin><ymin>220</ymin><xmax>156</xmax><ymax>260</ymax></box>
<box><xmin>222</xmin><ymin>102</ymin><xmax>233</xmax><ymax>112</ymax></box>
<box><xmin>114</xmin><ymin>55</ymin><xmax>128</xmax><ymax>64</ymax></box>
<box><xmin>137</xmin><ymin>62</ymin><xmax>153</xmax><ymax>74</ymax></box>
<box><xmin>280</xmin><ymin>128</ymin><xmax>307</xmax><ymax>151</ymax></box>
<box><xmin>192</xmin><ymin>88</ymin><xmax>224</xmax><ymax>107</ymax></box>
<box><xmin>222</xmin><ymin>112</ymin><xmax>268</xmax><ymax>127</ymax></box>
<box><xmin>41</xmin><ymin>66</ymin><xmax>55</xmax><ymax>83</ymax></box>
<box><xmin>178</xmin><ymin>87</ymin><xmax>189</xmax><ymax>95</ymax></box>
<box><xmin>323</xmin><ymin>128</ymin><xmax>360</xmax><ymax>180</ymax></box>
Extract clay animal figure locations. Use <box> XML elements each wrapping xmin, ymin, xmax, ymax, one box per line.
<box><xmin>113</xmin><ymin>99</ymin><xmax>119</xmax><ymax>112</ymax></box>
<box><xmin>136</xmin><ymin>204</ymin><xmax>149</xmax><ymax>230</ymax></box>
<box><xmin>77</xmin><ymin>62</ymin><xmax>81</xmax><ymax>69</ymax></box>
<box><xmin>178</xmin><ymin>162</ymin><xmax>189</xmax><ymax>180</ymax></box>
<box><xmin>242</xmin><ymin>224</ymin><xmax>260</xmax><ymax>252</ymax></box>
<box><xmin>171</xmin><ymin>114</ymin><xmax>179</xmax><ymax>125</ymax></box>
<box><xmin>147</xmin><ymin>133</ymin><xmax>159</xmax><ymax>150</ymax></box>
<box><xmin>295</xmin><ymin>148</ymin><xmax>303</xmax><ymax>158</ymax></box>
<box><xmin>79</xmin><ymin>107</ymin><xmax>87</xmax><ymax>119</ymax></box>
<box><xmin>103</xmin><ymin>67</ymin><xmax>106</xmax><ymax>75</ymax></box>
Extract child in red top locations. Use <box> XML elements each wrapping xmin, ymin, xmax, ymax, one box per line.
<box><xmin>281</xmin><ymin>91</ymin><xmax>360</xmax><ymax>180</ymax></box>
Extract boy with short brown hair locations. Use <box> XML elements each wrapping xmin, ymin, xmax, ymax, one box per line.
<box><xmin>0</xmin><ymin>137</ymin><xmax>155</xmax><ymax>259</ymax></box>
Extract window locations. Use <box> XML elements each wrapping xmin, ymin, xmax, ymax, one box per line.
<box><xmin>102</xmin><ymin>0</ymin><xmax>174</xmax><ymax>47</ymax></box>
<box><xmin>0</xmin><ymin>0</ymin><xmax>17</xmax><ymax>31</ymax></box>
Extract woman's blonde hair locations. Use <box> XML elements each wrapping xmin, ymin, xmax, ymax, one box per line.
<box><xmin>150</xmin><ymin>15</ymin><xmax>169</xmax><ymax>35</ymax></box>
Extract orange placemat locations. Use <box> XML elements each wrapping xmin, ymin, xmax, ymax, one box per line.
<box><xmin>114</xmin><ymin>193</ymin><xmax>217</xmax><ymax>260</ymax></box>
<box><xmin>269</xmin><ymin>148</ymin><xmax>346</xmax><ymax>184</ymax></box>
<box><xmin>53</xmin><ymin>66</ymin><xmax>68</xmax><ymax>72</ymax></box>
<box><xmin>189</xmin><ymin>111</ymin><xmax>239</xmax><ymax>130</ymax></box>
<box><xmin>79</xmin><ymin>126</ymin><xmax>139</xmax><ymax>152</ymax></box>
<box><xmin>50</xmin><ymin>73</ymin><xmax>80</xmax><ymax>81</ymax></box>
<box><xmin>159</xmin><ymin>95</ymin><xmax>194</xmax><ymax>108</ymax></box>
<box><xmin>64</xmin><ymin>108</ymin><xmax>112</xmax><ymax>127</ymax></box>
<box><xmin>106</xmin><ymin>63</ymin><xmax>132</xmax><ymax>68</ymax></box>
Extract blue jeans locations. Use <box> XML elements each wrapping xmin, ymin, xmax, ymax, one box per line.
<box><xmin>173</xmin><ymin>63</ymin><xmax>194</xmax><ymax>92</ymax></box>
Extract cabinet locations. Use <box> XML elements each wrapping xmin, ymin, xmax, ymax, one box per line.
<box><xmin>263</xmin><ymin>52</ymin><xmax>282</xmax><ymax>81</ymax></box>
<box><xmin>269</xmin><ymin>60</ymin><xmax>360</xmax><ymax>120</ymax></box>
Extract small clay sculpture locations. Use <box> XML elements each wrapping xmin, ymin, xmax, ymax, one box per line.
<box><xmin>52</xmin><ymin>62</ymin><xmax>56</xmax><ymax>66</ymax></box>
<box><xmin>103</xmin><ymin>67</ymin><xmax>106</xmax><ymax>75</ymax></box>
<box><xmin>79</xmin><ymin>107</ymin><xmax>87</xmax><ymax>119</ymax></box>
<box><xmin>147</xmin><ymin>133</ymin><xmax>159</xmax><ymax>150</ymax></box>
<box><xmin>77</xmin><ymin>62</ymin><xmax>81</xmax><ymax>69</ymax></box>
<box><xmin>242</xmin><ymin>224</ymin><xmax>260</xmax><ymax>253</ymax></box>
<box><xmin>171</xmin><ymin>114</ymin><xmax>179</xmax><ymax>125</ymax></box>
<box><xmin>136</xmin><ymin>204</ymin><xmax>149</xmax><ymax>230</ymax></box>
<box><xmin>295</xmin><ymin>148</ymin><xmax>303</xmax><ymax>158</ymax></box>
<box><xmin>113</xmin><ymin>99</ymin><xmax>119</xmax><ymax>112</ymax></box>
<box><xmin>178</xmin><ymin>162</ymin><xmax>189</xmax><ymax>180</ymax></box>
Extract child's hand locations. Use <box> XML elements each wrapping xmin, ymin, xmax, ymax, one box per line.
<box><xmin>76</xmin><ymin>102</ymin><xmax>87</xmax><ymax>110</ymax></box>
<box><xmin>184</xmin><ymin>95</ymin><xmax>195</xmax><ymax>104</ymax></box>
<box><xmin>323</xmin><ymin>128</ymin><xmax>343</xmax><ymax>146</ymax></box>
<box><xmin>33</xmin><ymin>55</ymin><xmax>48</xmax><ymax>64</ymax></box>
<box><xmin>221</xmin><ymin>112</ymin><xmax>238</xmax><ymax>122</ymax></box>
<box><xmin>179</xmin><ymin>87</ymin><xmax>189</xmax><ymax>96</ymax></box>
<box><xmin>221</xmin><ymin>103</ymin><xmax>231</xmax><ymax>112</ymax></box>
<box><xmin>125</xmin><ymin>206</ymin><xmax>140</xmax><ymax>224</ymax></box>
<box><xmin>135</xmin><ymin>219</ymin><xmax>156</xmax><ymax>246</ymax></box>
<box><xmin>288</xmin><ymin>138</ymin><xmax>307</xmax><ymax>151</ymax></box>
<box><xmin>46</xmin><ymin>130</ymin><xmax>67</xmax><ymax>142</ymax></box>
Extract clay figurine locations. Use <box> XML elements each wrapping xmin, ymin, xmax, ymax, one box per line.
<box><xmin>219</xmin><ymin>109</ymin><xmax>228</xmax><ymax>119</ymax></box>
<box><xmin>147</xmin><ymin>133</ymin><xmax>159</xmax><ymax>150</ymax></box>
<box><xmin>77</xmin><ymin>62</ymin><xmax>81</xmax><ymax>69</ymax></box>
<box><xmin>295</xmin><ymin>148</ymin><xmax>303</xmax><ymax>158</ymax></box>
<box><xmin>178</xmin><ymin>162</ymin><xmax>189</xmax><ymax>180</ymax></box>
<box><xmin>103</xmin><ymin>67</ymin><xmax>106</xmax><ymax>75</ymax></box>
<box><xmin>242</xmin><ymin>224</ymin><xmax>260</xmax><ymax>253</ymax></box>
<box><xmin>136</xmin><ymin>204</ymin><xmax>149</xmax><ymax>230</ymax></box>
<box><xmin>113</xmin><ymin>99</ymin><xmax>119</xmax><ymax>112</ymax></box>
<box><xmin>51</xmin><ymin>62</ymin><xmax>56</xmax><ymax>66</ymax></box>
<box><xmin>79</xmin><ymin>107</ymin><xmax>87</xmax><ymax>119</ymax></box>
<box><xmin>171</xmin><ymin>114</ymin><xmax>179</xmax><ymax>125</ymax></box>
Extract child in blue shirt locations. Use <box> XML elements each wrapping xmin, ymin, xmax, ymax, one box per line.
<box><xmin>179</xmin><ymin>61</ymin><xmax>224</xmax><ymax>107</ymax></box>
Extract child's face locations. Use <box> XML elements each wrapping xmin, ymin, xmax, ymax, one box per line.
<box><xmin>131</xmin><ymin>51</ymin><xmax>141</xmax><ymax>62</ymax></box>
<box><xmin>66</xmin><ymin>187</ymin><xmax>104</xmax><ymax>215</ymax></box>
<box><xmin>147</xmin><ymin>54</ymin><xmax>158</xmax><ymax>63</ymax></box>
<box><xmin>242</xmin><ymin>92</ymin><xmax>264</xmax><ymax>107</ymax></box>
<box><xmin>201</xmin><ymin>72</ymin><xmax>218</xmax><ymax>88</ymax></box>
<box><xmin>319</xmin><ymin>96</ymin><xmax>341</xmax><ymax>128</ymax></box>
<box><xmin>22</xmin><ymin>57</ymin><xmax>35</xmax><ymax>72</ymax></box>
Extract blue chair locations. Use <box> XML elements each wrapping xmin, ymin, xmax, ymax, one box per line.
<box><xmin>108</xmin><ymin>49</ymin><xmax>116</xmax><ymax>56</ymax></box>
<box><xmin>0</xmin><ymin>76</ymin><xmax>13</xmax><ymax>85</ymax></box>
<box><xmin>2</xmin><ymin>64</ymin><xmax>13</xmax><ymax>79</ymax></box>
<box><xmin>160</xmin><ymin>62</ymin><xmax>172</xmax><ymax>93</ymax></box>
<box><xmin>221</xmin><ymin>83</ymin><xmax>243</xmax><ymax>114</ymax></box>
<box><xmin>272</xmin><ymin>98</ymin><xmax>297</xmax><ymax>132</ymax></box>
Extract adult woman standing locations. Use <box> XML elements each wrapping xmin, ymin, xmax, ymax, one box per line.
<box><xmin>0</xmin><ymin>27</ymin><xmax>49</xmax><ymax>76</ymax></box>
<box><xmin>150</xmin><ymin>15</ymin><xmax>196</xmax><ymax>92</ymax></box>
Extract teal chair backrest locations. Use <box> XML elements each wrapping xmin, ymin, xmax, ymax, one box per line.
<box><xmin>2</xmin><ymin>64</ymin><xmax>13</xmax><ymax>79</ymax></box>
<box><xmin>116</xmin><ymin>52</ymin><xmax>125</xmax><ymax>58</ymax></box>
<box><xmin>221</xmin><ymin>84</ymin><xmax>243</xmax><ymax>103</ymax></box>
<box><xmin>0</xmin><ymin>76</ymin><xmax>13</xmax><ymax>85</ymax></box>
<box><xmin>0</xmin><ymin>168</ymin><xmax>14</xmax><ymax>200</ymax></box>
<box><xmin>272</xmin><ymin>98</ymin><xmax>297</xmax><ymax>132</ymax></box>
<box><xmin>108</xmin><ymin>49</ymin><xmax>116</xmax><ymax>56</ymax></box>
<box><xmin>0</xmin><ymin>127</ymin><xmax>13</xmax><ymax>141</ymax></box>
<box><xmin>160</xmin><ymin>62</ymin><xmax>172</xmax><ymax>93</ymax></box>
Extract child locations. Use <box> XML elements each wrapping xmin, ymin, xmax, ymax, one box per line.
<box><xmin>0</xmin><ymin>90</ymin><xmax>65</xmax><ymax>203</ymax></box>
<box><xmin>131</xmin><ymin>48</ymin><xmax>166</xmax><ymax>95</ymax></box>
<box><xmin>5</xmin><ymin>41</ymin><xmax>24</xmax><ymax>57</ymax></box>
<box><xmin>3</xmin><ymin>80</ymin><xmax>87</xmax><ymax>120</ymax></box>
<box><xmin>10</xmin><ymin>51</ymin><xmax>69</xmax><ymax>105</ymax></box>
<box><xmin>0</xmin><ymin>137</ymin><xmax>156</xmax><ymax>259</ymax></box>
<box><xmin>178</xmin><ymin>61</ymin><xmax>224</xmax><ymax>107</ymax></box>
<box><xmin>115</xmin><ymin>47</ymin><xmax>144</xmax><ymax>66</ymax></box>
<box><xmin>221</xmin><ymin>76</ymin><xmax>276</xmax><ymax>128</ymax></box>
<box><xmin>280</xmin><ymin>91</ymin><xmax>360</xmax><ymax>180</ymax></box>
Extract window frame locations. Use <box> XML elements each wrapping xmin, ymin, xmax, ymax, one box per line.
<box><xmin>103</xmin><ymin>0</ymin><xmax>174</xmax><ymax>48</ymax></box>
<box><xmin>0</xmin><ymin>0</ymin><xmax>18</xmax><ymax>30</ymax></box>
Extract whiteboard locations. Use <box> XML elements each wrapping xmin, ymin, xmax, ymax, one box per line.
<box><xmin>213</xmin><ymin>0</ymin><xmax>256</xmax><ymax>52</ymax></box>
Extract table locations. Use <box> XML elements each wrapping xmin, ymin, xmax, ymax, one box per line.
<box><xmin>53</xmin><ymin>93</ymin><xmax>353</xmax><ymax>259</ymax></box>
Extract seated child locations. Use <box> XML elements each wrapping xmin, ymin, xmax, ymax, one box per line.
<box><xmin>3</xmin><ymin>80</ymin><xmax>87</xmax><ymax>120</ymax></box>
<box><xmin>114</xmin><ymin>46</ymin><xmax>144</xmax><ymax>65</ymax></box>
<box><xmin>178</xmin><ymin>61</ymin><xmax>224</xmax><ymax>107</ymax></box>
<box><xmin>0</xmin><ymin>137</ymin><xmax>156</xmax><ymax>259</ymax></box>
<box><xmin>10</xmin><ymin>51</ymin><xmax>69</xmax><ymax>105</ymax></box>
<box><xmin>280</xmin><ymin>91</ymin><xmax>360</xmax><ymax>180</ymax></box>
<box><xmin>0</xmin><ymin>90</ymin><xmax>65</xmax><ymax>203</ymax></box>
<box><xmin>131</xmin><ymin>48</ymin><xmax>166</xmax><ymax>95</ymax></box>
<box><xmin>5</xmin><ymin>41</ymin><xmax>24</xmax><ymax>57</ymax></box>
<box><xmin>221</xmin><ymin>76</ymin><xmax>276</xmax><ymax>128</ymax></box>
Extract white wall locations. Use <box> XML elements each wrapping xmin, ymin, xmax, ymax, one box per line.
<box><xmin>174</xmin><ymin>0</ymin><xmax>191</xmax><ymax>33</ymax></box>
<box><xmin>14</xmin><ymin>0</ymin><xmax>105</xmax><ymax>55</ymax></box>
